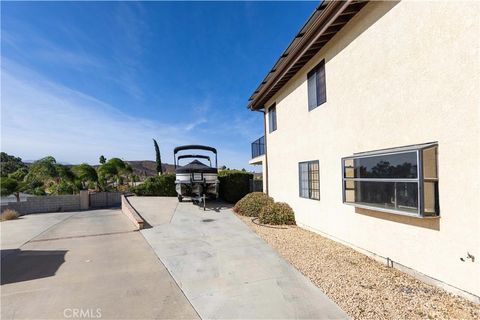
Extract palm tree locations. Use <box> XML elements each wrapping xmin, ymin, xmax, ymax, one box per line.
<box><xmin>73</xmin><ymin>163</ymin><xmax>98</xmax><ymax>190</ymax></box>
<box><xmin>97</xmin><ymin>162</ymin><xmax>118</xmax><ymax>190</ymax></box>
<box><xmin>123</xmin><ymin>163</ymin><xmax>134</xmax><ymax>187</ymax></box>
<box><xmin>24</xmin><ymin>156</ymin><xmax>76</xmax><ymax>194</ymax></box>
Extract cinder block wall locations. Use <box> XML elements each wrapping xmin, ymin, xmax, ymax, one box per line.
<box><xmin>90</xmin><ymin>192</ymin><xmax>121</xmax><ymax>208</ymax></box>
<box><xmin>1</xmin><ymin>192</ymin><xmax>121</xmax><ymax>215</ymax></box>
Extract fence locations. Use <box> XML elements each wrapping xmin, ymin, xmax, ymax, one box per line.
<box><xmin>90</xmin><ymin>192</ymin><xmax>121</xmax><ymax>209</ymax></box>
<box><xmin>249</xmin><ymin>179</ymin><xmax>263</xmax><ymax>192</ymax></box>
<box><xmin>0</xmin><ymin>192</ymin><xmax>121</xmax><ymax>215</ymax></box>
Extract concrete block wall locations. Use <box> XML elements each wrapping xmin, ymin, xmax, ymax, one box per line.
<box><xmin>1</xmin><ymin>192</ymin><xmax>122</xmax><ymax>215</ymax></box>
<box><xmin>90</xmin><ymin>192</ymin><xmax>121</xmax><ymax>209</ymax></box>
<box><xmin>1</xmin><ymin>195</ymin><xmax>80</xmax><ymax>214</ymax></box>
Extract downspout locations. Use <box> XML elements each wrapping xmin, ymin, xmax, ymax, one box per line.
<box><xmin>253</xmin><ymin>107</ymin><xmax>268</xmax><ymax>195</ymax></box>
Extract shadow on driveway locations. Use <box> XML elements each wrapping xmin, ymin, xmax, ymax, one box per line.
<box><xmin>1</xmin><ymin>249</ymin><xmax>67</xmax><ymax>285</ymax></box>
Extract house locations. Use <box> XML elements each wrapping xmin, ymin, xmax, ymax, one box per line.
<box><xmin>247</xmin><ymin>0</ymin><xmax>479</xmax><ymax>302</ymax></box>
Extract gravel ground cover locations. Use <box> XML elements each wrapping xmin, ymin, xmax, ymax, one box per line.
<box><xmin>237</xmin><ymin>214</ymin><xmax>480</xmax><ymax>320</ymax></box>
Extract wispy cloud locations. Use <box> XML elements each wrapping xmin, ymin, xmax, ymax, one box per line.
<box><xmin>2</xmin><ymin>28</ymin><xmax>103</xmax><ymax>71</ymax></box>
<box><xmin>0</xmin><ymin>60</ymin><xmax>253</xmax><ymax>169</ymax></box>
<box><xmin>2</xmin><ymin>60</ymin><xmax>198</xmax><ymax>163</ymax></box>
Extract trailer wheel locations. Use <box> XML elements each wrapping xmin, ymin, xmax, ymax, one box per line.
<box><xmin>178</xmin><ymin>195</ymin><xmax>183</xmax><ymax>202</ymax></box>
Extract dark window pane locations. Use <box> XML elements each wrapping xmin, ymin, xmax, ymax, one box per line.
<box><xmin>344</xmin><ymin>181</ymin><xmax>418</xmax><ymax>214</ymax></box>
<box><xmin>423</xmin><ymin>181</ymin><xmax>439</xmax><ymax>216</ymax></box>
<box><xmin>346</xmin><ymin>151</ymin><xmax>418</xmax><ymax>179</ymax></box>
<box><xmin>299</xmin><ymin>162</ymin><xmax>309</xmax><ymax>198</ymax></box>
<box><xmin>268</xmin><ymin>105</ymin><xmax>277</xmax><ymax>132</ymax></box>
<box><xmin>308</xmin><ymin>60</ymin><xmax>326</xmax><ymax>111</ymax></box>
<box><xmin>316</xmin><ymin>60</ymin><xmax>326</xmax><ymax>106</ymax></box>
<box><xmin>307</xmin><ymin>71</ymin><xmax>317</xmax><ymax>110</ymax></box>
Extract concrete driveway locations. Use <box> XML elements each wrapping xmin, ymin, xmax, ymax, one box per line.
<box><xmin>139</xmin><ymin>197</ymin><xmax>348</xmax><ymax>319</ymax></box>
<box><xmin>1</xmin><ymin>209</ymin><xmax>198</xmax><ymax>319</ymax></box>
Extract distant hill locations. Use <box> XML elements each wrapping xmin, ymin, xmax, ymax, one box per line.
<box><xmin>125</xmin><ymin>160</ymin><xmax>176</xmax><ymax>177</ymax></box>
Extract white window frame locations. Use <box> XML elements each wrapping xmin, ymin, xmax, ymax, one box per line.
<box><xmin>341</xmin><ymin>143</ymin><xmax>439</xmax><ymax>218</ymax></box>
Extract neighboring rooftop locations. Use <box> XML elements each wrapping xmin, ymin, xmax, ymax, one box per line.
<box><xmin>248</xmin><ymin>0</ymin><xmax>368</xmax><ymax>110</ymax></box>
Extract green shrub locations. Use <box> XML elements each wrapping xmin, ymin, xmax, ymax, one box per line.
<box><xmin>234</xmin><ymin>192</ymin><xmax>273</xmax><ymax>217</ymax></box>
<box><xmin>218</xmin><ymin>170</ymin><xmax>253</xmax><ymax>203</ymax></box>
<box><xmin>132</xmin><ymin>173</ymin><xmax>176</xmax><ymax>196</ymax></box>
<box><xmin>259</xmin><ymin>202</ymin><xmax>296</xmax><ymax>225</ymax></box>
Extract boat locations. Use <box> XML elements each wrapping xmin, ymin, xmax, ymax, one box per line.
<box><xmin>174</xmin><ymin>145</ymin><xmax>219</xmax><ymax>209</ymax></box>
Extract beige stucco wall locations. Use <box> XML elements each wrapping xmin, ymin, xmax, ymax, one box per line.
<box><xmin>263</xmin><ymin>1</ymin><xmax>480</xmax><ymax>297</ymax></box>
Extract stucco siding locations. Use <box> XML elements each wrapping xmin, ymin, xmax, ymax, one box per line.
<box><xmin>263</xmin><ymin>1</ymin><xmax>479</xmax><ymax>297</ymax></box>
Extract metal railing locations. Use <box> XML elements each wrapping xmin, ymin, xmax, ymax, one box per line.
<box><xmin>251</xmin><ymin>136</ymin><xmax>265</xmax><ymax>159</ymax></box>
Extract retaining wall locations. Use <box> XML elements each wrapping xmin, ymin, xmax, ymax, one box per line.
<box><xmin>0</xmin><ymin>192</ymin><xmax>121</xmax><ymax>215</ymax></box>
<box><xmin>121</xmin><ymin>195</ymin><xmax>144</xmax><ymax>230</ymax></box>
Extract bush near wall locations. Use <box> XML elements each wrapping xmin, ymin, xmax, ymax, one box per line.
<box><xmin>0</xmin><ymin>209</ymin><xmax>19</xmax><ymax>221</ymax></box>
<box><xmin>234</xmin><ymin>192</ymin><xmax>274</xmax><ymax>217</ymax></box>
<box><xmin>259</xmin><ymin>202</ymin><xmax>296</xmax><ymax>225</ymax></box>
<box><xmin>132</xmin><ymin>173</ymin><xmax>176</xmax><ymax>196</ymax></box>
<box><xmin>218</xmin><ymin>170</ymin><xmax>253</xmax><ymax>203</ymax></box>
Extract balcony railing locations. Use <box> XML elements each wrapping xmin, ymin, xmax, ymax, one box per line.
<box><xmin>251</xmin><ymin>136</ymin><xmax>265</xmax><ymax>159</ymax></box>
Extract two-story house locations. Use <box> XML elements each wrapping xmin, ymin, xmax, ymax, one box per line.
<box><xmin>248</xmin><ymin>0</ymin><xmax>479</xmax><ymax>302</ymax></box>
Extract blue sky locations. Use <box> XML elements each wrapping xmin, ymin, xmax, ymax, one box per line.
<box><xmin>1</xmin><ymin>1</ymin><xmax>317</xmax><ymax>168</ymax></box>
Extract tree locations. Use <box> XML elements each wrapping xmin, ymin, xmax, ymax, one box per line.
<box><xmin>123</xmin><ymin>163</ymin><xmax>134</xmax><ymax>186</ymax></box>
<box><xmin>98</xmin><ymin>158</ymin><xmax>126</xmax><ymax>190</ymax></box>
<box><xmin>0</xmin><ymin>176</ymin><xmax>24</xmax><ymax>202</ymax></box>
<box><xmin>73</xmin><ymin>163</ymin><xmax>98</xmax><ymax>190</ymax></box>
<box><xmin>8</xmin><ymin>167</ymin><xmax>28</xmax><ymax>181</ymax></box>
<box><xmin>97</xmin><ymin>162</ymin><xmax>118</xmax><ymax>190</ymax></box>
<box><xmin>24</xmin><ymin>156</ymin><xmax>77</xmax><ymax>195</ymax></box>
<box><xmin>153</xmin><ymin>139</ymin><xmax>163</xmax><ymax>175</ymax></box>
<box><xmin>1</xmin><ymin>152</ymin><xmax>27</xmax><ymax>177</ymax></box>
<box><xmin>99</xmin><ymin>155</ymin><xmax>106</xmax><ymax>164</ymax></box>
<box><xmin>25</xmin><ymin>156</ymin><xmax>57</xmax><ymax>183</ymax></box>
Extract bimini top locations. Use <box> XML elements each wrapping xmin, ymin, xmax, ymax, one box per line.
<box><xmin>174</xmin><ymin>145</ymin><xmax>217</xmax><ymax>154</ymax></box>
<box><xmin>175</xmin><ymin>160</ymin><xmax>218</xmax><ymax>174</ymax></box>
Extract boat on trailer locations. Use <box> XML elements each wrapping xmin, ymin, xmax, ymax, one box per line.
<box><xmin>174</xmin><ymin>145</ymin><xmax>219</xmax><ymax>210</ymax></box>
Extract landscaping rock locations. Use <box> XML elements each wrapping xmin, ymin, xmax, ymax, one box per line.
<box><xmin>237</xmin><ymin>214</ymin><xmax>480</xmax><ymax>320</ymax></box>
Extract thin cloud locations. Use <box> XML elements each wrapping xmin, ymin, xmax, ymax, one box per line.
<box><xmin>0</xmin><ymin>60</ymin><xmax>253</xmax><ymax>169</ymax></box>
<box><xmin>2</xmin><ymin>61</ymin><xmax>197</xmax><ymax>164</ymax></box>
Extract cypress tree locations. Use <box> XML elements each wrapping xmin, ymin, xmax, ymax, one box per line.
<box><xmin>153</xmin><ymin>139</ymin><xmax>163</xmax><ymax>175</ymax></box>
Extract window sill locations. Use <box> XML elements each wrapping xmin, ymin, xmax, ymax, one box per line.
<box><xmin>343</xmin><ymin>202</ymin><xmax>440</xmax><ymax>219</ymax></box>
<box><xmin>300</xmin><ymin>196</ymin><xmax>320</xmax><ymax>201</ymax></box>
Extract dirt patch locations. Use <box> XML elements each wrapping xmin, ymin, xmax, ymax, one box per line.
<box><xmin>237</xmin><ymin>214</ymin><xmax>480</xmax><ymax>320</ymax></box>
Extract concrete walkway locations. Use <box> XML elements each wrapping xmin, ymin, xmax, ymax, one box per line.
<box><xmin>1</xmin><ymin>209</ymin><xmax>199</xmax><ymax>319</ymax></box>
<box><xmin>140</xmin><ymin>198</ymin><xmax>348</xmax><ymax>319</ymax></box>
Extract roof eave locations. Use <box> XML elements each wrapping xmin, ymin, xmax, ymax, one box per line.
<box><xmin>248</xmin><ymin>0</ymin><xmax>368</xmax><ymax>111</ymax></box>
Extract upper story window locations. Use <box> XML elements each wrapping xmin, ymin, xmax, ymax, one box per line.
<box><xmin>299</xmin><ymin>160</ymin><xmax>320</xmax><ymax>200</ymax></box>
<box><xmin>307</xmin><ymin>59</ymin><xmax>326</xmax><ymax>111</ymax></box>
<box><xmin>268</xmin><ymin>104</ymin><xmax>277</xmax><ymax>133</ymax></box>
<box><xmin>342</xmin><ymin>143</ymin><xmax>439</xmax><ymax>217</ymax></box>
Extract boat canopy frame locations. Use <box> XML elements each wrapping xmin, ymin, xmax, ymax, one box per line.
<box><xmin>177</xmin><ymin>154</ymin><xmax>211</xmax><ymax>167</ymax></box>
<box><xmin>174</xmin><ymin>145</ymin><xmax>218</xmax><ymax>169</ymax></box>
